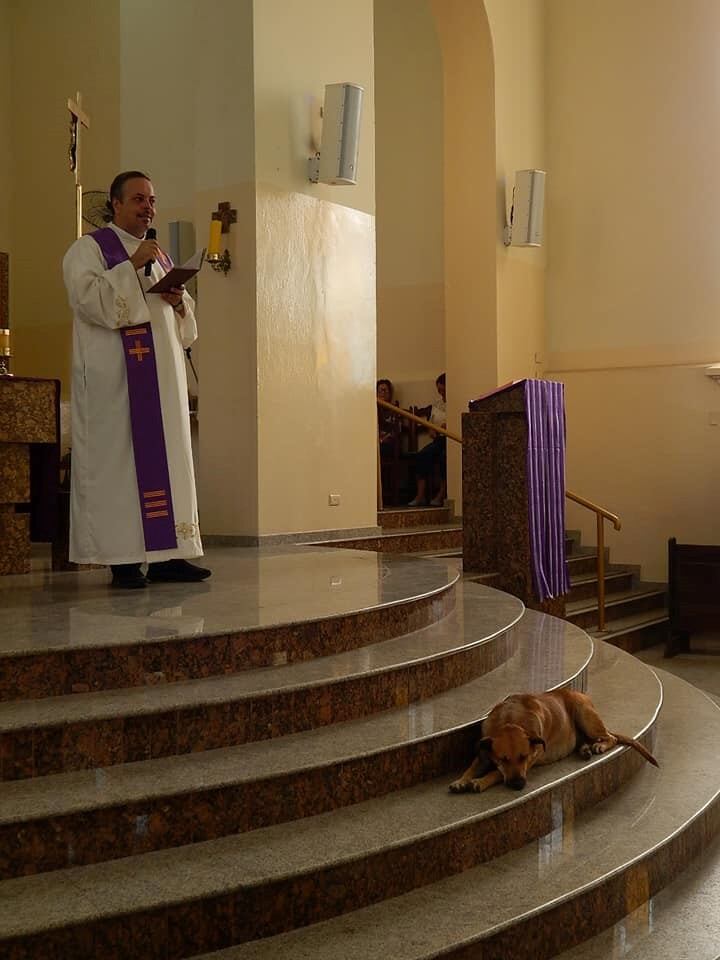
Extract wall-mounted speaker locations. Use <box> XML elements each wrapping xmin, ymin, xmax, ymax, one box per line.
<box><xmin>504</xmin><ymin>169</ymin><xmax>546</xmax><ymax>247</ymax></box>
<box><xmin>308</xmin><ymin>82</ymin><xmax>364</xmax><ymax>185</ymax></box>
<box><xmin>168</xmin><ymin>219</ymin><xmax>198</xmax><ymax>302</ymax></box>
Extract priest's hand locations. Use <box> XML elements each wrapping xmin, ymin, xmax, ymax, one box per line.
<box><xmin>161</xmin><ymin>286</ymin><xmax>186</xmax><ymax>316</ymax></box>
<box><xmin>129</xmin><ymin>239</ymin><xmax>161</xmax><ymax>271</ymax></box>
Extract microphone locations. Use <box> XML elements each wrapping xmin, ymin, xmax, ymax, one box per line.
<box><xmin>144</xmin><ymin>227</ymin><xmax>157</xmax><ymax>277</ymax></box>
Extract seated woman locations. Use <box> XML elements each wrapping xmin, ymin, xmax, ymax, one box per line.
<box><xmin>376</xmin><ymin>379</ymin><xmax>397</xmax><ymax>454</ymax></box>
<box><xmin>409</xmin><ymin>373</ymin><xmax>447</xmax><ymax>507</ymax></box>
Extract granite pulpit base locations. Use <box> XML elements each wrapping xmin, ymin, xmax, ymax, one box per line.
<box><xmin>462</xmin><ymin>407</ymin><xmax>566</xmax><ymax>618</ymax></box>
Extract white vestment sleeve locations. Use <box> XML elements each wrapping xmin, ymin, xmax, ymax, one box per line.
<box><xmin>63</xmin><ymin>235</ymin><xmax>151</xmax><ymax>330</ymax></box>
<box><xmin>176</xmin><ymin>292</ymin><xmax>198</xmax><ymax>349</ymax></box>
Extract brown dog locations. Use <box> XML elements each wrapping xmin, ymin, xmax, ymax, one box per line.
<box><xmin>449</xmin><ymin>688</ymin><xmax>658</xmax><ymax>793</ymax></box>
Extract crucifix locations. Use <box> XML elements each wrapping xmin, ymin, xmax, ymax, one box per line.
<box><xmin>67</xmin><ymin>92</ymin><xmax>91</xmax><ymax>239</ymax></box>
<box><xmin>211</xmin><ymin>201</ymin><xmax>238</xmax><ymax>234</ymax></box>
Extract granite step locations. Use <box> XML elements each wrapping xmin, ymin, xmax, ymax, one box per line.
<box><xmin>308</xmin><ymin>525</ymin><xmax>463</xmax><ymax>554</ymax></box>
<box><xmin>555</xmin><ymin>827</ymin><xmax>720</xmax><ymax>959</ymax></box>
<box><xmin>586</xmin><ymin>609</ymin><xmax>670</xmax><ymax>654</ymax></box>
<box><xmin>565</xmin><ymin>551</ymin><xmax>603</xmax><ymax>577</ymax></box>
<box><xmin>0</xmin><ymin>643</ymin><xmax>660</xmax><ymax>958</ymax></box>
<box><xmin>377</xmin><ymin>507</ymin><xmax>452</xmax><ymax>529</ymax></box>
<box><xmin>187</xmin><ymin>671</ymin><xmax>720</xmax><ymax>960</ymax></box>
<box><xmin>567</xmin><ymin>569</ymin><xmax>634</xmax><ymax>603</ymax></box>
<box><xmin>565</xmin><ymin>583</ymin><xmax>667</xmax><ymax>630</ymax></box>
<box><xmin>0</xmin><ymin>581</ymin><xmax>519</xmax><ymax>783</ymax></box>
<box><xmin>0</xmin><ymin>606</ymin><xmax>590</xmax><ymax>877</ymax></box>
<box><xmin>0</xmin><ymin>551</ymin><xmax>458</xmax><ymax>701</ymax></box>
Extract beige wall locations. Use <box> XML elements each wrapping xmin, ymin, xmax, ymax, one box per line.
<box><xmin>0</xmin><ymin>0</ymin><xmax>12</xmax><ymax>253</ymax></box>
<box><xmin>562</xmin><ymin>366</ymin><xmax>720</xmax><ymax>581</ymax></box>
<box><xmin>485</xmin><ymin>0</ymin><xmax>546</xmax><ymax>385</ymax></box>
<box><xmin>9</xmin><ymin>0</ymin><xmax>121</xmax><ymax>392</ymax></box>
<box><xmin>374</xmin><ymin>0</ymin><xmax>445</xmax><ymax>389</ymax></box>
<box><xmin>546</xmin><ymin>0</ymin><xmax>720</xmax><ymax>369</ymax></box>
<box><xmin>430</xmin><ymin>0</ymin><xmax>497</xmax><ymax>510</ymax></box>
<box><xmin>546</xmin><ymin>0</ymin><xmax>720</xmax><ymax>578</ymax></box>
<box><xmin>251</xmin><ymin>0</ymin><xmax>377</xmax><ymax>536</ymax></box>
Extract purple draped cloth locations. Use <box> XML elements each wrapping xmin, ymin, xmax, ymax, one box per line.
<box><xmin>524</xmin><ymin>379</ymin><xmax>571</xmax><ymax>601</ymax></box>
<box><xmin>91</xmin><ymin>227</ymin><xmax>177</xmax><ymax>552</ymax></box>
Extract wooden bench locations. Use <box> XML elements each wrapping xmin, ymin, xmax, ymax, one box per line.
<box><xmin>666</xmin><ymin>537</ymin><xmax>720</xmax><ymax>656</ymax></box>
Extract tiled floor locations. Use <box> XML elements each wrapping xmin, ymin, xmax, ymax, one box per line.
<box><xmin>636</xmin><ymin>631</ymin><xmax>720</xmax><ymax>701</ymax></box>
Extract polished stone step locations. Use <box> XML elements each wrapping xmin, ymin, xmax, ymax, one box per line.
<box><xmin>586</xmin><ymin>609</ymin><xmax>670</xmax><ymax>653</ymax></box>
<box><xmin>555</xmin><ymin>829</ymin><xmax>720</xmax><ymax>959</ymax></box>
<box><xmin>0</xmin><ymin>548</ymin><xmax>458</xmax><ymax>701</ymax></box>
<box><xmin>0</xmin><ymin>605</ymin><xmax>590</xmax><ymax>877</ymax></box>
<box><xmin>0</xmin><ymin>581</ymin><xmax>521</xmax><ymax>783</ymax></box>
<box><xmin>0</xmin><ymin>642</ymin><xmax>658</xmax><ymax>958</ymax></box>
<box><xmin>566</xmin><ymin>584</ymin><xmax>667</xmax><ymax>630</ymax></box>
<box><xmin>187</xmin><ymin>672</ymin><xmax>720</xmax><ymax>960</ymax></box>
<box><xmin>567</xmin><ymin>569</ymin><xmax>634</xmax><ymax>603</ymax></box>
<box><xmin>565</xmin><ymin>550</ymin><xmax>604</xmax><ymax>576</ymax></box>
<box><xmin>377</xmin><ymin>507</ymin><xmax>452</xmax><ymax>529</ymax></box>
<box><xmin>309</xmin><ymin>524</ymin><xmax>463</xmax><ymax>554</ymax></box>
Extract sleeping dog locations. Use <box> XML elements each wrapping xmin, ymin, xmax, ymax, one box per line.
<box><xmin>449</xmin><ymin>688</ymin><xmax>658</xmax><ymax>794</ymax></box>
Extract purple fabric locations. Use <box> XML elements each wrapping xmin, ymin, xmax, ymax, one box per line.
<box><xmin>91</xmin><ymin>228</ymin><xmax>177</xmax><ymax>552</ymax></box>
<box><xmin>524</xmin><ymin>379</ymin><xmax>571</xmax><ymax>601</ymax></box>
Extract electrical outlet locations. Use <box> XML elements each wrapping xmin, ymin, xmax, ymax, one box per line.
<box><xmin>328</xmin><ymin>493</ymin><xmax>341</xmax><ymax>506</ymax></box>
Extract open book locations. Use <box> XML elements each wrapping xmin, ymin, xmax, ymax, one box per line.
<box><xmin>147</xmin><ymin>249</ymin><xmax>206</xmax><ymax>294</ymax></box>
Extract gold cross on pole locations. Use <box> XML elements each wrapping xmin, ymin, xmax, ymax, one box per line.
<box><xmin>67</xmin><ymin>92</ymin><xmax>91</xmax><ymax>239</ymax></box>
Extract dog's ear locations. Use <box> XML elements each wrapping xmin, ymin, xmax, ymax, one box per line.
<box><xmin>475</xmin><ymin>736</ymin><xmax>494</xmax><ymax>754</ymax></box>
<box><xmin>529</xmin><ymin>737</ymin><xmax>546</xmax><ymax>751</ymax></box>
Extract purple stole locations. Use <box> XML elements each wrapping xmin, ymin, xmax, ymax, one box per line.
<box><xmin>91</xmin><ymin>227</ymin><xmax>177</xmax><ymax>552</ymax></box>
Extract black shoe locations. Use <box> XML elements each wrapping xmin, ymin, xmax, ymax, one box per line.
<box><xmin>146</xmin><ymin>559</ymin><xmax>212</xmax><ymax>583</ymax></box>
<box><xmin>110</xmin><ymin>563</ymin><xmax>148</xmax><ymax>589</ymax></box>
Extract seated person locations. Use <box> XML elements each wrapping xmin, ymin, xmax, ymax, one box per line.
<box><xmin>409</xmin><ymin>372</ymin><xmax>447</xmax><ymax>507</ymax></box>
<box><xmin>376</xmin><ymin>378</ymin><xmax>398</xmax><ymax>454</ymax></box>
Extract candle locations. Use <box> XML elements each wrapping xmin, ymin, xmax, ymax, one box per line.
<box><xmin>208</xmin><ymin>219</ymin><xmax>222</xmax><ymax>256</ymax></box>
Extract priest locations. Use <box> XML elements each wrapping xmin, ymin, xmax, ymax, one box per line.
<box><xmin>62</xmin><ymin>170</ymin><xmax>210</xmax><ymax>588</ymax></box>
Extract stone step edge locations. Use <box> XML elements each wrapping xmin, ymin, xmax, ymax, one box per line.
<box><xmin>305</xmin><ymin>525</ymin><xmax>463</xmax><ymax>545</ymax></box>
<box><xmin>0</xmin><ymin>585</ymin><xmax>523</xmax><ymax>735</ymax></box>
<box><xmin>566</xmin><ymin>585</ymin><xmax>666</xmax><ymax>616</ymax></box>
<box><xmin>0</xmin><ymin>649</ymin><xmax>661</xmax><ymax>940</ymax></box>
<box><xmin>181</xmin><ymin>671</ymin><xmax>720</xmax><ymax>960</ymax></box>
<box><xmin>569</xmin><ymin>570</ymin><xmax>633</xmax><ymax>587</ymax></box>
<box><xmin>587</xmin><ymin>612</ymin><xmax>669</xmax><ymax>638</ymax></box>
<box><xmin>0</xmin><ymin>571</ymin><xmax>462</xmax><ymax>704</ymax></box>
<box><xmin>0</xmin><ymin>613</ymin><xmax>593</xmax><ymax>827</ymax></box>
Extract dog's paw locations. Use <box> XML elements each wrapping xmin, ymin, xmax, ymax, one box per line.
<box><xmin>590</xmin><ymin>736</ymin><xmax>617</xmax><ymax>755</ymax></box>
<box><xmin>470</xmin><ymin>779</ymin><xmax>487</xmax><ymax>792</ymax></box>
<box><xmin>578</xmin><ymin>743</ymin><xmax>593</xmax><ymax>760</ymax></box>
<box><xmin>449</xmin><ymin>779</ymin><xmax>467</xmax><ymax>793</ymax></box>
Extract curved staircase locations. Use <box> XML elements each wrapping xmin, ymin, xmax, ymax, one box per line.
<box><xmin>0</xmin><ymin>543</ymin><xmax>718</xmax><ymax>959</ymax></box>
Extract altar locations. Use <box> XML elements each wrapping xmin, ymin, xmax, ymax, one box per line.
<box><xmin>0</xmin><ymin>375</ymin><xmax>60</xmax><ymax>574</ymax></box>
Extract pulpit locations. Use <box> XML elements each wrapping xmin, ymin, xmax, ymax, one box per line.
<box><xmin>462</xmin><ymin>379</ymin><xmax>570</xmax><ymax>616</ymax></box>
<box><xmin>0</xmin><ymin>376</ymin><xmax>60</xmax><ymax>574</ymax></box>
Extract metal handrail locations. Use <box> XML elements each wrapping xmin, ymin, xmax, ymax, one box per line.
<box><xmin>565</xmin><ymin>491</ymin><xmax>622</xmax><ymax>632</ymax></box>
<box><xmin>377</xmin><ymin>398</ymin><xmax>620</xmax><ymax>630</ymax></box>
<box><xmin>376</xmin><ymin>398</ymin><xmax>462</xmax><ymax>444</ymax></box>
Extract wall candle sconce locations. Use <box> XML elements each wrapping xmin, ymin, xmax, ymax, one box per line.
<box><xmin>206</xmin><ymin>201</ymin><xmax>237</xmax><ymax>275</ymax></box>
<box><xmin>0</xmin><ymin>328</ymin><xmax>11</xmax><ymax>376</ymax></box>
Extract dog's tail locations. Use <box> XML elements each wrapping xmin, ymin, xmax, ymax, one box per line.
<box><xmin>611</xmin><ymin>732</ymin><xmax>659</xmax><ymax>767</ymax></box>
